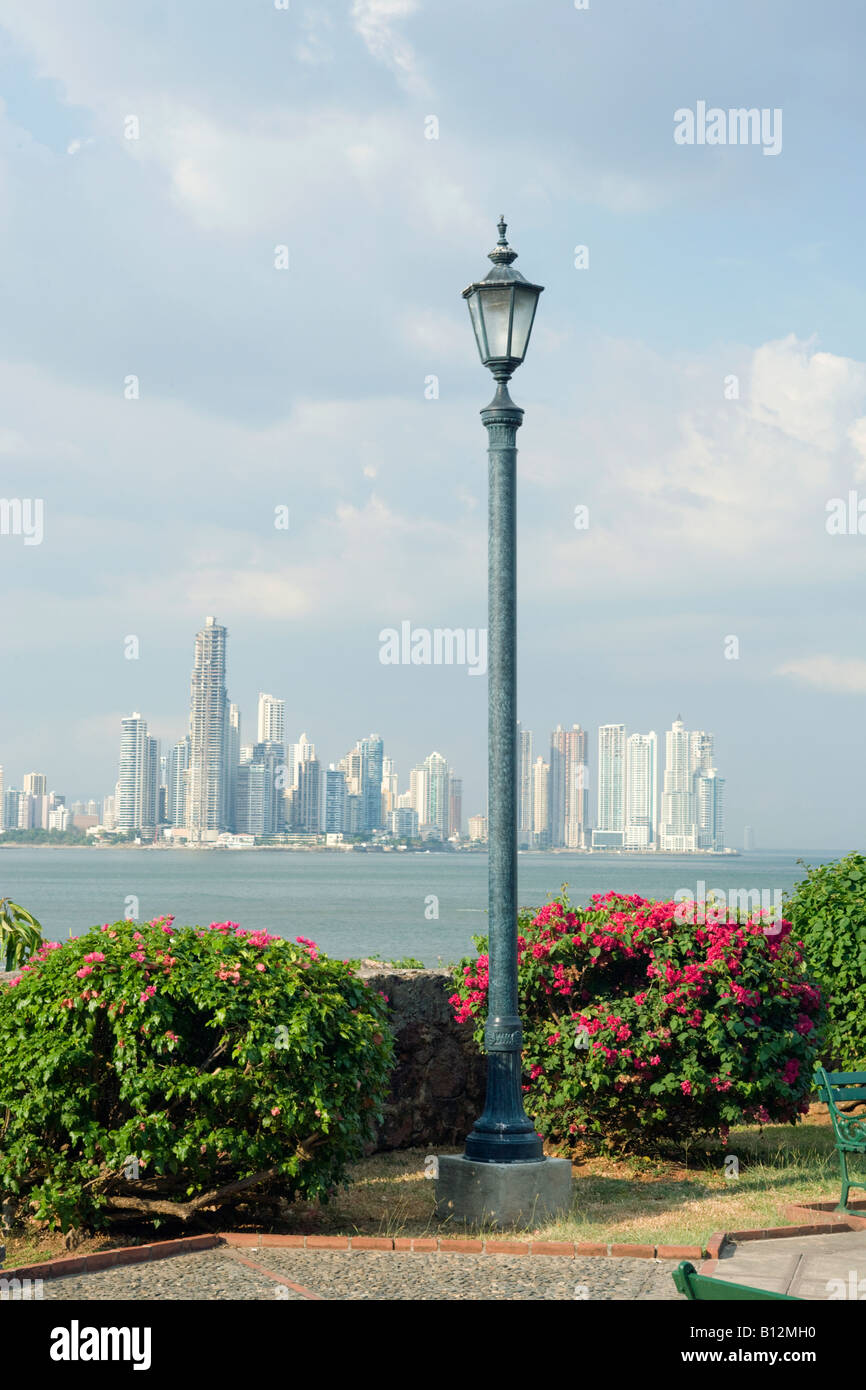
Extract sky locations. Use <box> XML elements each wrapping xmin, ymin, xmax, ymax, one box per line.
<box><xmin>0</xmin><ymin>0</ymin><xmax>864</xmax><ymax>850</ymax></box>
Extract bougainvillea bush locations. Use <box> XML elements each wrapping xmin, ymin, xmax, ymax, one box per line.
<box><xmin>0</xmin><ymin>917</ymin><xmax>393</xmax><ymax>1231</ymax></box>
<box><xmin>450</xmin><ymin>893</ymin><xmax>824</xmax><ymax>1152</ymax></box>
<box><xmin>784</xmin><ymin>852</ymin><xmax>866</xmax><ymax>1070</ymax></box>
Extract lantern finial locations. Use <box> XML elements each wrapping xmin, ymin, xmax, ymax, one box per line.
<box><xmin>489</xmin><ymin>217</ymin><xmax>518</xmax><ymax>266</ymax></box>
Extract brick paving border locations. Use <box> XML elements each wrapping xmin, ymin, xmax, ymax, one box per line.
<box><xmin>3</xmin><ymin>1231</ymin><xmax>705</xmax><ymax>1281</ymax></box>
<box><xmin>18</xmin><ymin>1210</ymin><xmax>863</xmax><ymax>1284</ymax></box>
<box><xmin>12</xmin><ymin>1213</ymin><xmax>866</xmax><ymax>1285</ymax></box>
<box><xmin>1</xmin><ymin>1233</ymin><xmax>223</xmax><ymax>1283</ymax></box>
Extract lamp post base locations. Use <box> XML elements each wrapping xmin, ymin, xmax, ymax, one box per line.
<box><xmin>434</xmin><ymin>1154</ymin><xmax>572</xmax><ymax>1228</ymax></box>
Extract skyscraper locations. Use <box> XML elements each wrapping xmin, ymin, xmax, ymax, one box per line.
<box><xmin>548</xmin><ymin>724</ymin><xmax>588</xmax><ymax>849</ymax></box>
<box><xmin>296</xmin><ymin>756</ymin><xmax>322</xmax><ymax>833</ymax></box>
<box><xmin>660</xmin><ymin>716</ymin><xmax>696</xmax><ymax>851</ymax></box>
<box><xmin>22</xmin><ymin>772</ymin><xmax>47</xmax><ymax>797</ymax></box>
<box><xmin>625</xmin><ymin>731</ymin><xmax>658</xmax><ymax>848</ymax></box>
<box><xmin>167</xmin><ymin>737</ymin><xmax>190</xmax><ymax>828</ymax></box>
<box><xmin>325</xmin><ymin>765</ymin><xmax>348</xmax><ymax>833</ymax></box>
<box><xmin>257</xmin><ymin>693</ymin><xmax>285</xmax><ymax>746</ymax></box>
<box><xmin>531</xmin><ymin>756</ymin><xmax>549</xmax><ymax>847</ymax></box>
<box><xmin>224</xmin><ymin>700</ymin><xmax>241</xmax><ymax>833</ymax></box>
<box><xmin>358</xmin><ymin>734</ymin><xmax>384</xmax><ymax>833</ymax></box>
<box><xmin>421</xmin><ymin>751</ymin><xmax>450</xmax><ymax>838</ymax></box>
<box><xmin>186</xmin><ymin>617</ymin><xmax>229</xmax><ymax>843</ymax></box>
<box><xmin>117</xmin><ymin>714</ymin><xmax>158</xmax><ymax>836</ymax></box>
<box><xmin>233</xmin><ymin>740</ymin><xmax>277</xmax><ymax>837</ymax></box>
<box><xmin>517</xmin><ymin>724</ymin><xmax>534</xmax><ymax>848</ymax></box>
<box><xmin>380</xmin><ymin>756</ymin><xmax>398</xmax><ymax>824</ymax></box>
<box><xmin>448</xmin><ymin>774</ymin><xmax>463</xmax><ymax>838</ymax></box>
<box><xmin>0</xmin><ymin>766</ymin><xmax>4</xmax><ymax>832</ymax></box>
<box><xmin>695</xmin><ymin>767</ymin><xmax>725</xmax><ymax>850</ymax></box>
<box><xmin>594</xmin><ymin>724</ymin><xmax>626</xmax><ymax>847</ymax></box>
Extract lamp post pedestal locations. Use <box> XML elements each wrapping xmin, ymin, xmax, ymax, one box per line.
<box><xmin>435</xmin><ymin>1153</ymin><xmax>572</xmax><ymax>1228</ymax></box>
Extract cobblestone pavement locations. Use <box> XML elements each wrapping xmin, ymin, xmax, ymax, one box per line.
<box><xmin>38</xmin><ymin>1247</ymin><xmax>684</xmax><ymax>1301</ymax></box>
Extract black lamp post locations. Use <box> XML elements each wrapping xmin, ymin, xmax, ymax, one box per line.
<box><xmin>462</xmin><ymin>219</ymin><xmax>544</xmax><ymax>1163</ymax></box>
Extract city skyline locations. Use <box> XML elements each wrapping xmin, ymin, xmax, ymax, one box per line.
<box><xmin>3</xmin><ymin>616</ymin><xmax>730</xmax><ymax>852</ymax></box>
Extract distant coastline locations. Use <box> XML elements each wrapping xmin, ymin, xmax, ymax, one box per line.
<box><xmin>0</xmin><ymin>839</ymin><xmax>740</xmax><ymax>856</ymax></box>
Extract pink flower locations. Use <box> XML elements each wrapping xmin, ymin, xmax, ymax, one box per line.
<box><xmin>271</xmin><ymin>1107</ymin><xmax>281</xmax><ymax>1116</ymax></box>
<box><xmin>76</xmin><ymin>965</ymin><xmax>94</xmax><ymax>978</ymax></box>
<box><xmin>680</xmin><ymin>1080</ymin><xmax>692</xmax><ymax>1096</ymax></box>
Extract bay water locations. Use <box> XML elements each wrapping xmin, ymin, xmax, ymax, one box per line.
<box><xmin>0</xmin><ymin>847</ymin><xmax>839</xmax><ymax>967</ymax></box>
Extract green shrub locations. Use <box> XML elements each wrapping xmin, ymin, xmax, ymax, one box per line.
<box><xmin>0</xmin><ymin>917</ymin><xmax>393</xmax><ymax>1231</ymax></box>
<box><xmin>784</xmin><ymin>852</ymin><xmax>866</xmax><ymax>1069</ymax></box>
<box><xmin>0</xmin><ymin>898</ymin><xmax>43</xmax><ymax>971</ymax></box>
<box><xmin>450</xmin><ymin>892</ymin><xmax>824</xmax><ymax>1152</ymax></box>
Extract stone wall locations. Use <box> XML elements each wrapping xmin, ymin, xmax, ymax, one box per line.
<box><xmin>358</xmin><ymin>966</ymin><xmax>486</xmax><ymax>1151</ymax></box>
<box><xmin>0</xmin><ymin>966</ymin><xmax>486</xmax><ymax>1152</ymax></box>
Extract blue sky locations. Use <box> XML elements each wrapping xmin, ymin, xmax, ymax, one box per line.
<box><xmin>0</xmin><ymin>0</ymin><xmax>864</xmax><ymax>849</ymax></box>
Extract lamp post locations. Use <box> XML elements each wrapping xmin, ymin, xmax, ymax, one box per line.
<box><xmin>463</xmin><ymin>218</ymin><xmax>543</xmax><ymax>1164</ymax></box>
<box><xmin>436</xmin><ymin>220</ymin><xmax>571</xmax><ymax>1224</ymax></box>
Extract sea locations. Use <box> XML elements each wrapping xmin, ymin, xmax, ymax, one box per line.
<box><xmin>0</xmin><ymin>847</ymin><xmax>841</xmax><ymax>967</ymax></box>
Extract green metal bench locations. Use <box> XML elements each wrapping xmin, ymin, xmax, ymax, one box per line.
<box><xmin>672</xmin><ymin>1261</ymin><xmax>801</xmax><ymax>1301</ymax></box>
<box><xmin>814</xmin><ymin>1066</ymin><xmax>866</xmax><ymax>1212</ymax></box>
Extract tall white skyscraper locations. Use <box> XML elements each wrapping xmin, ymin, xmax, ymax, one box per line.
<box><xmin>594</xmin><ymin>724</ymin><xmax>626</xmax><ymax>847</ymax></box>
<box><xmin>0</xmin><ymin>765</ymin><xmax>4</xmax><ymax>832</ymax></box>
<box><xmin>695</xmin><ymin>767</ymin><xmax>725</xmax><ymax>850</ymax></box>
<box><xmin>381</xmin><ymin>756</ymin><xmax>399</xmax><ymax>822</ymax></box>
<box><xmin>186</xmin><ymin>617</ymin><xmax>229</xmax><ymax>843</ymax></box>
<box><xmin>423</xmin><ymin>751</ymin><xmax>450</xmax><ymax>838</ymax></box>
<box><xmin>625</xmin><ymin>731</ymin><xmax>658</xmax><ymax>848</ymax></box>
<box><xmin>532</xmin><ymin>756</ymin><xmax>549</xmax><ymax>846</ymax></box>
<box><xmin>224</xmin><ymin>700</ymin><xmax>241</xmax><ymax>832</ymax></box>
<box><xmin>167</xmin><ymin>737</ymin><xmax>190</xmax><ymax>828</ymax></box>
<box><xmin>325</xmin><ymin>765</ymin><xmax>348</xmax><ymax>833</ymax></box>
<box><xmin>690</xmin><ymin>730</ymin><xmax>714</xmax><ymax>776</ymax></box>
<box><xmin>290</xmin><ymin>733</ymin><xmax>315</xmax><ymax>790</ymax></box>
<box><xmin>517</xmin><ymin>724</ymin><xmax>534</xmax><ymax>847</ymax></box>
<box><xmin>117</xmin><ymin>713</ymin><xmax>158</xmax><ymax>835</ymax></box>
<box><xmin>660</xmin><ymin>716</ymin><xmax>696</xmax><ymax>851</ymax></box>
<box><xmin>553</xmin><ymin>724</ymin><xmax>589</xmax><ymax>850</ymax></box>
<box><xmin>257</xmin><ymin>693</ymin><xmax>285</xmax><ymax>745</ymax></box>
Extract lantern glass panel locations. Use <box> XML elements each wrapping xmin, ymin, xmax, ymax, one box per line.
<box><xmin>479</xmin><ymin>286</ymin><xmax>514</xmax><ymax>360</ymax></box>
<box><xmin>467</xmin><ymin>291</ymin><xmax>487</xmax><ymax>362</ymax></box>
<box><xmin>510</xmin><ymin>284</ymin><xmax>539</xmax><ymax>362</ymax></box>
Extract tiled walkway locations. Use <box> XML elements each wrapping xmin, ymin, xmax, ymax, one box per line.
<box><xmin>708</xmin><ymin>1228</ymin><xmax>866</xmax><ymax>1299</ymax></box>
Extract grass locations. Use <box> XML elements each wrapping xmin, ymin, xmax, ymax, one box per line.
<box><xmin>282</xmin><ymin>1108</ymin><xmax>853</xmax><ymax>1247</ymax></box>
<box><xmin>2</xmin><ymin>1109</ymin><xmax>859</xmax><ymax>1267</ymax></box>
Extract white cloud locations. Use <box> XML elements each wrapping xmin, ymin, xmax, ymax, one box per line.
<box><xmin>350</xmin><ymin>0</ymin><xmax>428</xmax><ymax>96</ymax></box>
<box><xmin>776</xmin><ymin>656</ymin><xmax>866</xmax><ymax>694</ymax></box>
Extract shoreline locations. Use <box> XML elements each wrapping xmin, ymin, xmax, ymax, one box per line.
<box><xmin>0</xmin><ymin>841</ymin><xmax>744</xmax><ymax>855</ymax></box>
